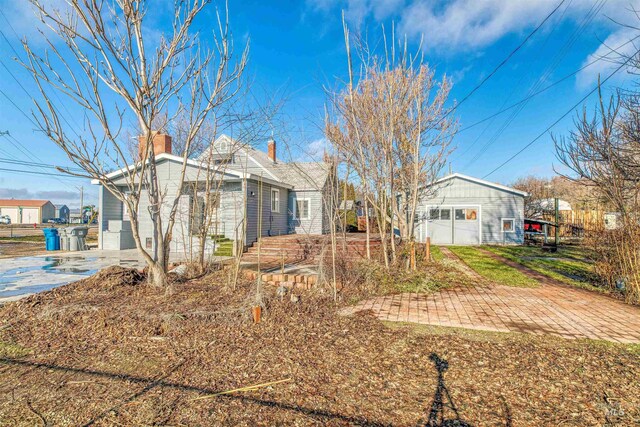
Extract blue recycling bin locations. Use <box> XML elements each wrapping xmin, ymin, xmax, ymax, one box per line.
<box><xmin>43</xmin><ymin>228</ymin><xmax>60</xmax><ymax>251</ymax></box>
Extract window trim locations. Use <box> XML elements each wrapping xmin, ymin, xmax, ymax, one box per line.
<box><xmin>501</xmin><ymin>218</ymin><xmax>516</xmax><ymax>233</ymax></box>
<box><xmin>295</xmin><ymin>198</ymin><xmax>310</xmax><ymax>221</ymax></box>
<box><xmin>271</xmin><ymin>188</ymin><xmax>280</xmax><ymax>213</ymax></box>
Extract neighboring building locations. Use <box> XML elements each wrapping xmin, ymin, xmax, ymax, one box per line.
<box><xmin>94</xmin><ymin>134</ymin><xmax>334</xmax><ymax>253</ymax></box>
<box><xmin>415</xmin><ymin>173</ymin><xmax>527</xmax><ymax>245</ymax></box>
<box><xmin>539</xmin><ymin>198</ymin><xmax>572</xmax><ymax>212</ymax></box>
<box><xmin>0</xmin><ymin>199</ymin><xmax>56</xmax><ymax>224</ymax></box>
<box><xmin>54</xmin><ymin>204</ymin><xmax>70</xmax><ymax>222</ymax></box>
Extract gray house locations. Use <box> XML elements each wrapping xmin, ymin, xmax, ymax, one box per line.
<box><xmin>415</xmin><ymin>173</ymin><xmax>527</xmax><ymax>245</ymax></box>
<box><xmin>95</xmin><ymin>134</ymin><xmax>334</xmax><ymax>255</ymax></box>
<box><xmin>54</xmin><ymin>204</ymin><xmax>70</xmax><ymax>222</ymax></box>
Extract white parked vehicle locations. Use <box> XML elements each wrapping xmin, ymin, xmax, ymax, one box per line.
<box><xmin>0</xmin><ymin>215</ymin><xmax>11</xmax><ymax>224</ymax></box>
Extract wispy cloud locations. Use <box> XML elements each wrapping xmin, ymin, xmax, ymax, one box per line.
<box><xmin>306</xmin><ymin>0</ymin><xmax>640</xmax><ymax>52</ymax></box>
<box><xmin>575</xmin><ymin>26</ymin><xmax>639</xmax><ymax>90</ymax></box>
<box><xmin>306</xmin><ymin>0</ymin><xmax>404</xmax><ymax>27</ymax></box>
<box><xmin>300</xmin><ymin>137</ymin><xmax>329</xmax><ymax>161</ymax></box>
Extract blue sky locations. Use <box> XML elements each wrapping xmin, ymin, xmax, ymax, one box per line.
<box><xmin>0</xmin><ymin>0</ymin><xmax>638</xmax><ymax>208</ymax></box>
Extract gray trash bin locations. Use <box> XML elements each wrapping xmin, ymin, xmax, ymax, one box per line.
<box><xmin>67</xmin><ymin>226</ymin><xmax>88</xmax><ymax>251</ymax></box>
<box><xmin>59</xmin><ymin>228</ymin><xmax>70</xmax><ymax>251</ymax></box>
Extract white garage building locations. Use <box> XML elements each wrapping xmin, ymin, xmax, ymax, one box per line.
<box><xmin>0</xmin><ymin>199</ymin><xmax>56</xmax><ymax>224</ymax></box>
<box><xmin>415</xmin><ymin>174</ymin><xmax>527</xmax><ymax>245</ymax></box>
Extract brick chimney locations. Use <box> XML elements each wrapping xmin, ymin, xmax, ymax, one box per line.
<box><xmin>267</xmin><ymin>138</ymin><xmax>276</xmax><ymax>162</ymax></box>
<box><xmin>138</xmin><ymin>132</ymin><xmax>172</xmax><ymax>159</ymax></box>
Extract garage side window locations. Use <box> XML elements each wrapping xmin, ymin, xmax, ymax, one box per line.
<box><xmin>502</xmin><ymin>218</ymin><xmax>515</xmax><ymax>233</ymax></box>
<box><xmin>455</xmin><ymin>208</ymin><xmax>477</xmax><ymax>221</ymax></box>
<box><xmin>429</xmin><ymin>208</ymin><xmax>451</xmax><ymax>220</ymax></box>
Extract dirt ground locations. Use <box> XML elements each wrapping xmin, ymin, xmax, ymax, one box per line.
<box><xmin>0</xmin><ymin>267</ymin><xmax>638</xmax><ymax>426</ymax></box>
<box><xmin>0</xmin><ymin>241</ymin><xmax>48</xmax><ymax>259</ymax></box>
<box><xmin>0</xmin><ymin>227</ymin><xmax>98</xmax><ymax>258</ymax></box>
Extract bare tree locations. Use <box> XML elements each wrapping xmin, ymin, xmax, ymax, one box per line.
<box><xmin>325</xmin><ymin>19</ymin><xmax>456</xmax><ymax>268</ymax></box>
<box><xmin>554</xmin><ymin>85</ymin><xmax>640</xmax><ymax>303</ymax></box>
<box><xmin>20</xmin><ymin>0</ymin><xmax>248</xmax><ymax>290</ymax></box>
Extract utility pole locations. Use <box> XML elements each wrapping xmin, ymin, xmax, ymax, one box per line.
<box><xmin>555</xmin><ymin>197</ymin><xmax>560</xmax><ymax>247</ymax></box>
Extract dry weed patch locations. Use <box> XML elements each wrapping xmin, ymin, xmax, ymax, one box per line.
<box><xmin>0</xmin><ymin>267</ymin><xmax>638</xmax><ymax>426</ymax></box>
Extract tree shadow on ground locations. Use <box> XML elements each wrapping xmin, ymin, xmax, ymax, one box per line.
<box><xmin>415</xmin><ymin>353</ymin><xmax>473</xmax><ymax>427</ymax></box>
<box><xmin>417</xmin><ymin>353</ymin><xmax>513</xmax><ymax>427</ymax></box>
<box><xmin>0</xmin><ymin>357</ymin><xmax>389</xmax><ymax>426</ymax></box>
<box><xmin>2</xmin><ymin>354</ymin><xmax>513</xmax><ymax>426</ymax></box>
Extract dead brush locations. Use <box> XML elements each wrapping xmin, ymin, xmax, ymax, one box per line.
<box><xmin>586</xmin><ymin>224</ymin><xmax>640</xmax><ymax>304</ymax></box>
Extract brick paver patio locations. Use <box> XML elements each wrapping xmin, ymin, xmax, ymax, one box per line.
<box><xmin>342</xmin><ymin>251</ymin><xmax>640</xmax><ymax>344</ymax></box>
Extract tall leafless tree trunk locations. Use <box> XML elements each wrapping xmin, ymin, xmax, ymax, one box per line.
<box><xmin>21</xmin><ymin>0</ymin><xmax>247</xmax><ymax>290</ymax></box>
<box><xmin>325</xmin><ymin>18</ymin><xmax>456</xmax><ymax>269</ymax></box>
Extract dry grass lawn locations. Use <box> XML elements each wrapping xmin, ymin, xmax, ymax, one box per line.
<box><xmin>0</xmin><ymin>266</ymin><xmax>638</xmax><ymax>426</ymax></box>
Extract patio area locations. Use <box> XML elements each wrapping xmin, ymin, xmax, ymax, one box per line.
<box><xmin>342</xmin><ymin>258</ymin><xmax>640</xmax><ymax>344</ymax></box>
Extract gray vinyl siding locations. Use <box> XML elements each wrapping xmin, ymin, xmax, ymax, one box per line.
<box><xmin>98</xmin><ymin>150</ymin><xmax>332</xmax><ymax>256</ymax></box>
<box><xmin>245</xmin><ymin>180</ymin><xmax>289</xmax><ymax>245</ymax></box>
<box><xmin>289</xmin><ymin>188</ymin><xmax>327</xmax><ymax>235</ymax></box>
<box><xmin>98</xmin><ymin>186</ymin><xmax>124</xmax><ymax>249</ymax></box>
<box><xmin>416</xmin><ymin>176</ymin><xmax>525</xmax><ymax>245</ymax></box>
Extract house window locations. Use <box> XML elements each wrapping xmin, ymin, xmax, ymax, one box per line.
<box><xmin>271</xmin><ymin>189</ymin><xmax>280</xmax><ymax>213</ymax></box>
<box><xmin>440</xmin><ymin>209</ymin><xmax>451</xmax><ymax>220</ymax></box>
<box><xmin>502</xmin><ymin>218</ymin><xmax>515</xmax><ymax>233</ymax></box>
<box><xmin>191</xmin><ymin>195</ymin><xmax>205</xmax><ymax>235</ymax></box>
<box><xmin>296</xmin><ymin>199</ymin><xmax>310</xmax><ymax>220</ymax></box>
<box><xmin>429</xmin><ymin>209</ymin><xmax>440</xmax><ymax>220</ymax></box>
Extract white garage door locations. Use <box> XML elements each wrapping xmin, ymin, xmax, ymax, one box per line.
<box><xmin>0</xmin><ymin>207</ymin><xmax>19</xmax><ymax>224</ymax></box>
<box><xmin>426</xmin><ymin>205</ymin><xmax>480</xmax><ymax>245</ymax></box>
<box><xmin>21</xmin><ymin>208</ymin><xmax>40</xmax><ymax>224</ymax></box>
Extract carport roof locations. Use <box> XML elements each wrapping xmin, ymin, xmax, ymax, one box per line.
<box><xmin>0</xmin><ymin>199</ymin><xmax>51</xmax><ymax>207</ymax></box>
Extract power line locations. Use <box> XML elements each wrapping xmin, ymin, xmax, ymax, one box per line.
<box><xmin>456</xmin><ymin>0</ymin><xmax>576</xmax><ymax>161</ymax></box>
<box><xmin>0</xmin><ymin>157</ymin><xmax>85</xmax><ymax>173</ymax></box>
<box><xmin>1</xmin><ymin>134</ymin><xmax>81</xmax><ymax>187</ymax></box>
<box><xmin>482</xmin><ymin>51</ymin><xmax>635</xmax><ymax>179</ymax></box>
<box><xmin>463</xmin><ymin>0</ymin><xmax>608</xmax><ymax>170</ymax></box>
<box><xmin>447</xmin><ymin>0</ymin><xmax>567</xmax><ymax>117</ymax></box>
<box><xmin>0</xmin><ymin>88</ymin><xmax>38</xmax><ymax>127</ymax></box>
<box><xmin>458</xmin><ymin>2</ymin><xmax>628</xmax><ymax>135</ymax></box>
<box><xmin>0</xmin><ymin>166</ymin><xmax>86</xmax><ymax>179</ymax></box>
<box><xmin>0</xmin><ymin>28</ymin><xmax>84</xmax><ymax>137</ymax></box>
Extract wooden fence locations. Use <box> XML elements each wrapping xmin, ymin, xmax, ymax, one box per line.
<box><xmin>542</xmin><ymin>209</ymin><xmax>605</xmax><ymax>237</ymax></box>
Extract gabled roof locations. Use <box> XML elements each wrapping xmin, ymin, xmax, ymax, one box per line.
<box><xmin>0</xmin><ymin>199</ymin><xmax>51</xmax><ymax>207</ymax></box>
<box><xmin>200</xmin><ymin>135</ymin><xmax>331</xmax><ymax>191</ymax></box>
<box><xmin>54</xmin><ymin>204</ymin><xmax>68</xmax><ymax>209</ymax></box>
<box><xmin>91</xmin><ymin>152</ymin><xmax>248</xmax><ymax>183</ymax></box>
<box><xmin>428</xmin><ymin>173</ymin><xmax>528</xmax><ymax>197</ymax></box>
<box><xmin>275</xmin><ymin>162</ymin><xmax>331</xmax><ymax>191</ymax></box>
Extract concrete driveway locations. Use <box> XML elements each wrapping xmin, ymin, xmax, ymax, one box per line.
<box><xmin>0</xmin><ymin>249</ymin><xmax>146</xmax><ymax>304</ymax></box>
